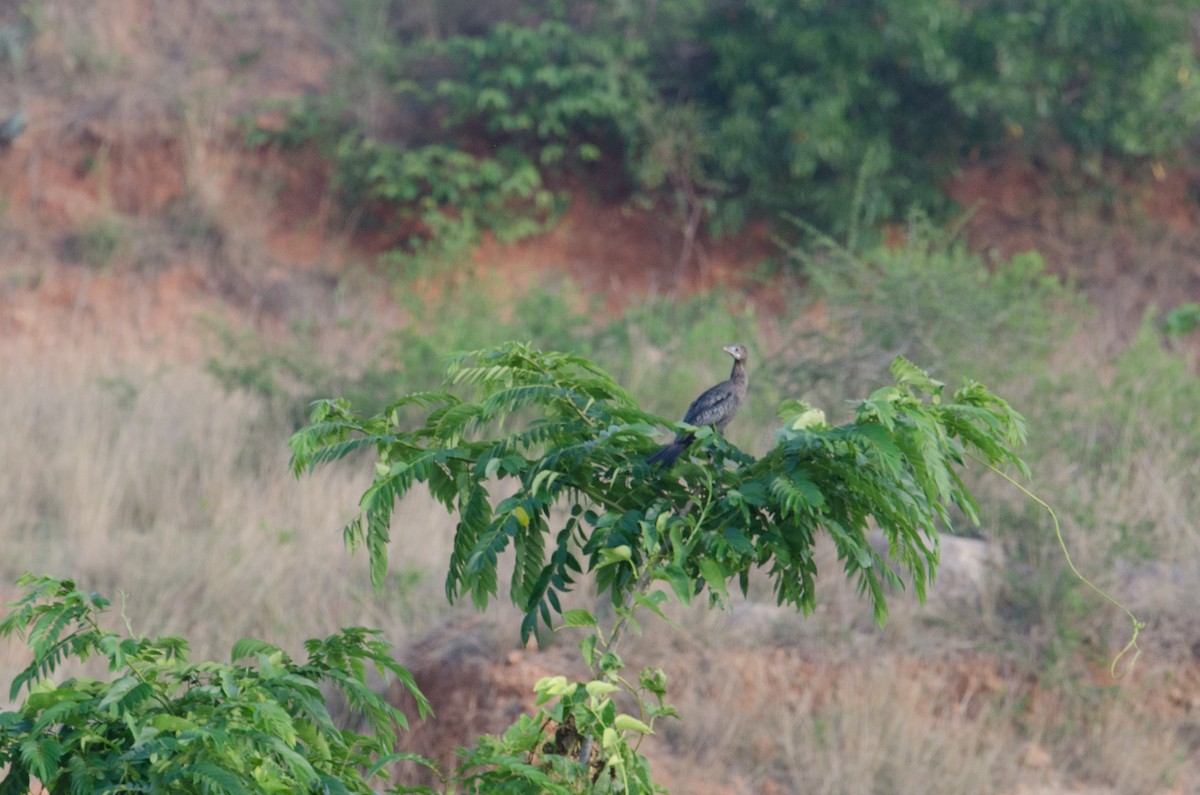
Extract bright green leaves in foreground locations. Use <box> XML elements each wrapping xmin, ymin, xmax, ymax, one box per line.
<box><xmin>760</xmin><ymin>359</ymin><xmax>1027</xmax><ymax>623</ymax></box>
<box><xmin>290</xmin><ymin>342</ymin><xmax>1028</xmax><ymax>637</ymax></box>
<box><xmin>456</xmin><ymin>651</ymin><xmax>673</xmax><ymax>795</ymax></box>
<box><xmin>0</xmin><ymin>574</ymin><xmax>432</xmax><ymax>794</ymax></box>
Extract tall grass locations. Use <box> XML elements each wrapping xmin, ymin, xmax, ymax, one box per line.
<box><xmin>640</xmin><ymin>643</ymin><xmax>1190</xmax><ymax>794</ymax></box>
<box><xmin>208</xmin><ymin>274</ymin><xmax>771</xmax><ymax>447</ymax></box>
<box><xmin>0</xmin><ymin>355</ymin><xmax>463</xmax><ymax>707</ymax></box>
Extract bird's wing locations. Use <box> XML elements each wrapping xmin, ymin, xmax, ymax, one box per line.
<box><xmin>682</xmin><ymin>381</ymin><xmax>739</xmax><ymax>427</ymax></box>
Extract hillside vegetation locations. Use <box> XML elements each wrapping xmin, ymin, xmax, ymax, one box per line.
<box><xmin>1</xmin><ymin>1</ymin><xmax>1200</xmax><ymax>793</ymax></box>
<box><xmin>251</xmin><ymin>0</ymin><xmax>1200</xmax><ymax>250</ymax></box>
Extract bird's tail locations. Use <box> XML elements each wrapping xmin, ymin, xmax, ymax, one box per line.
<box><xmin>645</xmin><ymin>436</ymin><xmax>692</xmax><ymax>468</ymax></box>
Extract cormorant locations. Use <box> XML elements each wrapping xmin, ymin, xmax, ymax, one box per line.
<box><xmin>646</xmin><ymin>343</ymin><xmax>749</xmax><ymax>467</ymax></box>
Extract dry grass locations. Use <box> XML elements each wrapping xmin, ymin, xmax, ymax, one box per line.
<box><xmin>1</xmin><ymin>326</ymin><xmax>1195</xmax><ymax>795</ymax></box>
<box><xmin>768</xmin><ymin>658</ymin><xmax>1017</xmax><ymax>794</ymax></box>
<box><xmin>618</xmin><ymin>617</ymin><xmax>1196</xmax><ymax>795</ymax></box>
<box><xmin>0</xmin><ymin>353</ymin><xmax>462</xmax><ymax>707</ymax></box>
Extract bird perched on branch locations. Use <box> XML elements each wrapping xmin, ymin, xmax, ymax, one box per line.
<box><xmin>646</xmin><ymin>343</ymin><xmax>749</xmax><ymax>467</ymax></box>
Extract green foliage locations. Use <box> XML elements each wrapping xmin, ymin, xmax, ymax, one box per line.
<box><xmin>290</xmin><ymin>342</ymin><xmax>1027</xmax><ymax>635</ymax></box>
<box><xmin>1161</xmin><ymin>302</ymin><xmax>1200</xmax><ymax>339</ymax></box>
<box><xmin>456</xmin><ymin>644</ymin><xmax>672</xmax><ymax>794</ymax></box>
<box><xmin>241</xmin><ymin>97</ymin><xmax>343</xmax><ymax>150</ymax></box>
<box><xmin>250</xmin><ymin>0</ymin><xmax>1200</xmax><ymax>243</ymax></box>
<box><xmin>435</xmin><ymin>21</ymin><xmax>653</xmax><ymax>172</ymax></box>
<box><xmin>951</xmin><ymin>0</ymin><xmax>1200</xmax><ymax>157</ymax></box>
<box><xmin>692</xmin><ymin>0</ymin><xmax>962</xmax><ymax>233</ymax></box>
<box><xmin>246</xmin><ymin>108</ymin><xmax>563</xmax><ymax>261</ymax></box>
<box><xmin>286</xmin><ymin>341</ymin><xmax>1029</xmax><ymax>791</ymax></box>
<box><xmin>331</xmin><ymin>137</ymin><xmax>560</xmax><ymax>259</ymax></box>
<box><xmin>0</xmin><ymin>574</ymin><xmax>433</xmax><ymax>794</ymax></box>
<box><xmin>684</xmin><ymin>0</ymin><xmax>1200</xmax><ymax>231</ymax></box>
<box><xmin>245</xmin><ymin>12</ymin><xmax>649</xmax><ymax>259</ymax></box>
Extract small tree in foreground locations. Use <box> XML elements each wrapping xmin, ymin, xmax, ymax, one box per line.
<box><xmin>0</xmin><ymin>575</ymin><xmax>433</xmax><ymax>793</ymax></box>
<box><xmin>287</xmin><ymin>342</ymin><xmax>1029</xmax><ymax>792</ymax></box>
<box><xmin>0</xmin><ymin>342</ymin><xmax>1030</xmax><ymax>793</ymax></box>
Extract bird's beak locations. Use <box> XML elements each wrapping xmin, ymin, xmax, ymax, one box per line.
<box><xmin>723</xmin><ymin>345</ymin><xmax>738</xmax><ymax>358</ymax></box>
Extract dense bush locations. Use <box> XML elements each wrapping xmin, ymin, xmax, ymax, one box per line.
<box><xmin>249</xmin><ymin>0</ymin><xmax>1200</xmax><ymax>248</ymax></box>
<box><xmin>434</xmin><ymin>21</ymin><xmax>652</xmax><ymax>171</ymax></box>
<box><xmin>693</xmin><ymin>0</ymin><xmax>1200</xmax><ymax>230</ymax></box>
<box><xmin>0</xmin><ymin>575</ymin><xmax>431</xmax><ymax>794</ymax></box>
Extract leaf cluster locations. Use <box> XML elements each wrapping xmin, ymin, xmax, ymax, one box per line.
<box><xmin>446</xmin><ymin>596</ymin><xmax>676</xmax><ymax>794</ymax></box>
<box><xmin>329</xmin><ymin>136</ymin><xmax>559</xmax><ymax>259</ymax></box>
<box><xmin>434</xmin><ymin>21</ymin><xmax>653</xmax><ymax>172</ymax></box>
<box><xmin>291</xmin><ymin>342</ymin><xmax>1028</xmax><ymax>638</ymax></box>
<box><xmin>456</xmin><ymin>646</ymin><xmax>671</xmax><ymax>795</ymax></box>
<box><xmin>0</xmin><ymin>574</ymin><xmax>432</xmax><ymax>794</ymax></box>
<box><xmin>244</xmin><ymin>13</ymin><xmax>650</xmax><ymax>258</ymax></box>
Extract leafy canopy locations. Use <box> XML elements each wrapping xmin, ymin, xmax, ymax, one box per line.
<box><xmin>290</xmin><ymin>342</ymin><xmax>1028</xmax><ymax>639</ymax></box>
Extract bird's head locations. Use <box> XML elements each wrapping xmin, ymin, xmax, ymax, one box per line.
<box><xmin>723</xmin><ymin>343</ymin><xmax>749</xmax><ymax>363</ymax></box>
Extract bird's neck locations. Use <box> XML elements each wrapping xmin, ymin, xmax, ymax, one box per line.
<box><xmin>729</xmin><ymin>360</ymin><xmax>746</xmax><ymax>384</ymax></box>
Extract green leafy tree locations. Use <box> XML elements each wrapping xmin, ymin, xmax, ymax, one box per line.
<box><xmin>288</xmin><ymin>341</ymin><xmax>1029</xmax><ymax>792</ymax></box>
<box><xmin>0</xmin><ymin>575</ymin><xmax>433</xmax><ymax>794</ymax></box>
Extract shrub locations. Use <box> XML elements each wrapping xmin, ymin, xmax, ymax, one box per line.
<box><xmin>0</xmin><ymin>575</ymin><xmax>432</xmax><ymax>793</ymax></box>
<box><xmin>951</xmin><ymin>0</ymin><xmax>1200</xmax><ymax>158</ymax></box>
<box><xmin>435</xmin><ymin>20</ymin><xmax>653</xmax><ymax>172</ymax></box>
<box><xmin>692</xmin><ymin>0</ymin><xmax>1200</xmax><ymax>233</ymax></box>
<box><xmin>782</xmin><ymin>212</ymin><xmax>1082</xmax><ymax>409</ymax></box>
